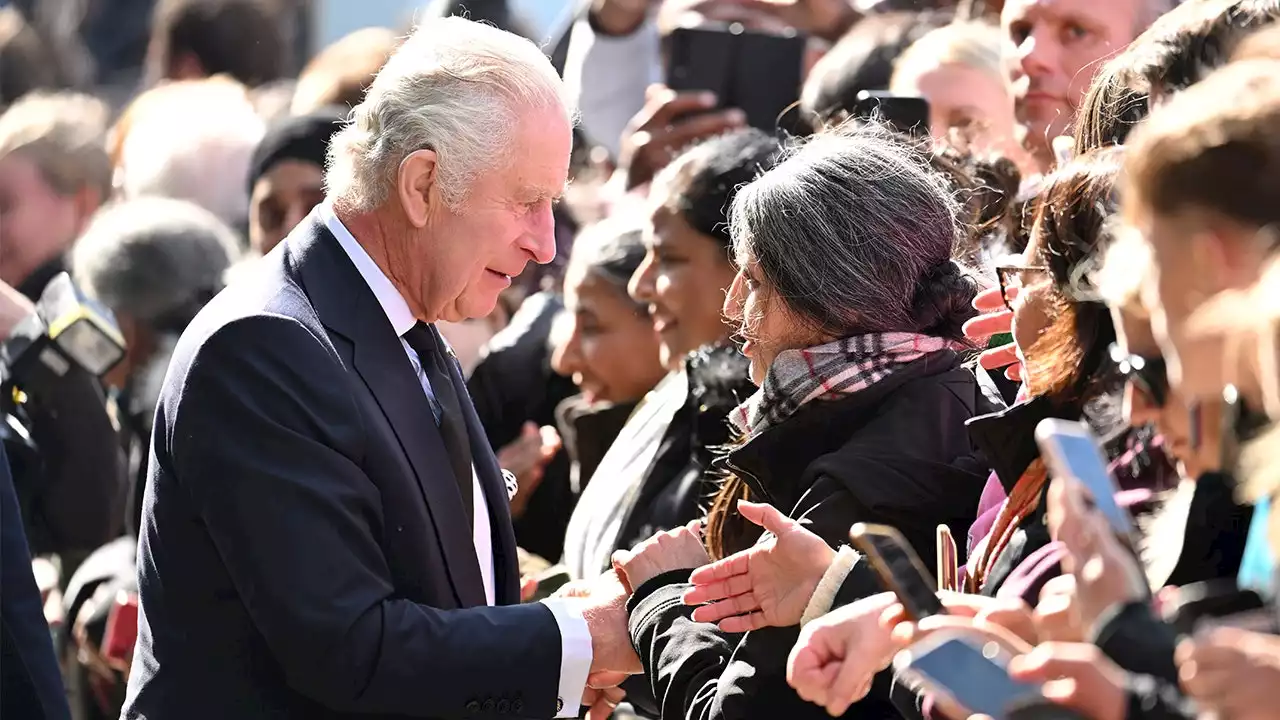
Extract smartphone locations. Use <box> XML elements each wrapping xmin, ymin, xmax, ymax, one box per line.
<box><xmin>937</xmin><ymin>525</ymin><xmax>959</xmax><ymax>593</ymax></box>
<box><xmin>894</xmin><ymin>631</ymin><xmax>1044</xmax><ymax>720</ymax></box>
<box><xmin>852</xmin><ymin>91</ymin><xmax>931</xmax><ymax>138</ymax></box>
<box><xmin>665</xmin><ymin>25</ymin><xmax>806</xmax><ymax>132</ymax></box>
<box><xmin>849</xmin><ymin>523</ymin><xmax>945</xmax><ymax>621</ymax></box>
<box><xmin>102</xmin><ymin>590</ymin><xmax>139</xmax><ymax>665</ymax></box>
<box><xmin>1034</xmin><ymin>419</ymin><xmax>1134</xmax><ymax>536</ymax></box>
<box><xmin>1164</xmin><ymin>580</ymin><xmax>1268</xmax><ymax>636</ymax></box>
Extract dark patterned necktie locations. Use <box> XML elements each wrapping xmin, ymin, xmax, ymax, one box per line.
<box><xmin>402</xmin><ymin>322</ymin><xmax>474</xmax><ymax>526</ymax></box>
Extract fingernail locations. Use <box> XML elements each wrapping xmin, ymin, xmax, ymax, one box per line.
<box><xmin>727</xmin><ymin>109</ymin><xmax>747</xmax><ymax>124</ymax></box>
<box><xmin>700</xmin><ymin>91</ymin><xmax>718</xmax><ymax>106</ymax></box>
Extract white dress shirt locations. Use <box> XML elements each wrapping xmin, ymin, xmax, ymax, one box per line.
<box><xmin>322</xmin><ymin>204</ymin><xmax>592</xmax><ymax>717</ymax></box>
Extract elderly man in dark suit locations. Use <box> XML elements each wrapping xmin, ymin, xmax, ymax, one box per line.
<box><xmin>122</xmin><ymin>17</ymin><xmax>638</xmax><ymax>720</ymax></box>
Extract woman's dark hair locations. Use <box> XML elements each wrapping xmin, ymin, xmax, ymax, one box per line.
<box><xmin>728</xmin><ymin>124</ymin><xmax>979</xmax><ymax>343</ymax></box>
<box><xmin>1022</xmin><ymin>147</ymin><xmax>1124</xmax><ymax>407</ymax></box>
<box><xmin>799</xmin><ymin>10</ymin><xmax>953</xmax><ymax>129</ymax></box>
<box><xmin>568</xmin><ymin>216</ymin><xmax>647</xmax><ymax>304</ymax></box>
<box><xmin>148</xmin><ymin>0</ymin><xmax>286</xmax><ymax>87</ymax></box>
<box><xmin>706</xmin><ymin>125</ymin><xmax>979</xmax><ymax>559</ymax></box>
<box><xmin>654</xmin><ymin>128</ymin><xmax>785</xmax><ymax>249</ymax></box>
<box><xmin>929</xmin><ymin>145</ymin><xmax>1023</xmax><ymax>265</ymax></box>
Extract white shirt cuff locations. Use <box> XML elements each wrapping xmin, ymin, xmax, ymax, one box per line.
<box><xmin>541</xmin><ymin>598</ymin><xmax>593</xmax><ymax>718</ymax></box>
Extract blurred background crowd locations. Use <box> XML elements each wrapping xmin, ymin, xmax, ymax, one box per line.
<box><xmin>4</xmin><ymin>0</ymin><xmax>1280</xmax><ymax>719</ymax></box>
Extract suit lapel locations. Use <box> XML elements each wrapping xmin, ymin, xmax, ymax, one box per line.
<box><xmin>289</xmin><ymin>214</ymin><xmax>486</xmax><ymax>607</ymax></box>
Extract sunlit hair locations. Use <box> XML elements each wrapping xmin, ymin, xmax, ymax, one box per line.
<box><xmin>889</xmin><ymin>21</ymin><xmax>1004</xmax><ymax>95</ymax></box>
<box><xmin>0</xmin><ymin>91</ymin><xmax>111</xmax><ymax>199</ymax></box>
<box><xmin>115</xmin><ymin>77</ymin><xmax>265</xmax><ymax>227</ymax></box>
<box><xmin>325</xmin><ymin>17</ymin><xmax>573</xmax><ymax>213</ymax></box>
<box><xmin>1123</xmin><ymin>59</ymin><xmax>1280</xmax><ymax>230</ymax></box>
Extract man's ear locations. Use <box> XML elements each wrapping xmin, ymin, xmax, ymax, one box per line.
<box><xmin>397</xmin><ymin>149</ymin><xmax>438</xmax><ymax>229</ymax></box>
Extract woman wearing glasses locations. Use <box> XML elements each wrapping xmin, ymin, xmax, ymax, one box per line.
<box><xmin>963</xmin><ymin>146</ymin><xmax>1178</xmax><ymax>600</ymax></box>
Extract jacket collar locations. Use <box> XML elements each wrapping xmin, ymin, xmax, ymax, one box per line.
<box><xmin>725</xmin><ymin>350</ymin><xmax>961</xmax><ymax>508</ymax></box>
<box><xmin>965</xmin><ymin>395</ymin><xmax>1065</xmax><ymax>494</ymax></box>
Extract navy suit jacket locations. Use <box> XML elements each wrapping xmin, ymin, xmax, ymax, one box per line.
<box><xmin>122</xmin><ymin>214</ymin><xmax>564</xmax><ymax>719</ymax></box>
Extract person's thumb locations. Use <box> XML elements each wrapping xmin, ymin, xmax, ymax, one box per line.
<box><xmin>521</xmin><ymin>421</ymin><xmax>540</xmax><ymax>440</ymax></box>
<box><xmin>738</xmin><ymin>500</ymin><xmax>794</xmax><ymax>535</ymax></box>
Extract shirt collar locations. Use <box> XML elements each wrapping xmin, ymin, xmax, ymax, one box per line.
<box><xmin>319</xmin><ymin>202</ymin><xmax>416</xmax><ymax>337</ymax></box>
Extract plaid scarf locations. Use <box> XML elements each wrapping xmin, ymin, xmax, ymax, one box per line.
<box><xmin>730</xmin><ymin>333</ymin><xmax>964</xmax><ymax>438</ymax></box>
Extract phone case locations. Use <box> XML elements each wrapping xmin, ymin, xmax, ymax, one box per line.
<box><xmin>102</xmin><ymin>591</ymin><xmax>139</xmax><ymax>664</ymax></box>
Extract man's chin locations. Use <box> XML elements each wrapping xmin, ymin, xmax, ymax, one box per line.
<box><xmin>441</xmin><ymin>292</ymin><xmax>500</xmax><ymax>324</ymax></box>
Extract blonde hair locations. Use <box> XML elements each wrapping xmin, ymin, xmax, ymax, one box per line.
<box><xmin>114</xmin><ymin>76</ymin><xmax>265</xmax><ymax>226</ymax></box>
<box><xmin>291</xmin><ymin>27</ymin><xmax>400</xmax><ymax>114</ymax></box>
<box><xmin>890</xmin><ymin>21</ymin><xmax>1005</xmax><ymax>94</ymax></box>
<box><xmin>0</xmin><ymin>91</ymin><xmax>111</xmax><ymax>199</ymax></box>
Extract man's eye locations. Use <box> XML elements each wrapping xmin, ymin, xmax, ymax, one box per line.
<box><xmin>1008</xmin><ymin>21</ymin><xmax>1031</xmax><ymax>44</ymax></box>
<box><xmin>1064</xmin><ymin>23</ymin><xmax>1091</xmax><ymax>41</ymax></box>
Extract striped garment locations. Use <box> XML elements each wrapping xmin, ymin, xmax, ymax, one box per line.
<box><xmin>730</xmin><ymin>332</ymin><xmax>965</xmax><ymax>438</ymax></box>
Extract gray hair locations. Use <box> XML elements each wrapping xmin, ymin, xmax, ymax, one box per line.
<box><xmin>325</xmin><ymin>17</ymin><xmax>572</xmax><ymax>213</ymax></box>
<box><xmin>568</xmin><ymin>213</ymin><xmax>647</xmax><ymax>300</ymax></box>
<box><xmin>729</xmin><ymin>125</ymin><xmax>976</xmax><ymax>340</ymax></box>
<box><xmin>72</xmin><ymin>197</ymin><xmax>239</xmax><ymax>325</ymax></box>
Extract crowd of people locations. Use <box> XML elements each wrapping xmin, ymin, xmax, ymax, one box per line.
<box><xmin>2</xmin><ymin>0</ymin><xmax>1280</xmax><ymax>719</ymax></box>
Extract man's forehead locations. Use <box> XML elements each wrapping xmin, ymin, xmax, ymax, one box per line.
<box><xmin>1003</xmin><ymin>0</ymin><xmax>1126</xmax><ymax>21</ymax></box>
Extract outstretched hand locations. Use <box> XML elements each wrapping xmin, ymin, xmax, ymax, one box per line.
<box><xmin>683</xmin><ymin>501</ymin><xmax>835</xmax><ymax>632</ymax></box>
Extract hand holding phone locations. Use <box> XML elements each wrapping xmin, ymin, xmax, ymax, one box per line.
<box><xmin>894</xmin><ymin>631</ymin><xmax>1044</xmax><ymax>720</ymax></box>
<box><xmin>849</xmin><ymin>523</ymin><xmax>944</xmax><ymax>621</ymax></box>
<box><xmin>1035</xmin><ymin>419</ymin><xmax>1134</xmax><ymax>536</ymax></box>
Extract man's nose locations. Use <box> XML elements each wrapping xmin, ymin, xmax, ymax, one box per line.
<box><xmin>1016</xmin><ymin>27</ymin><xmax>1057</xmax><ymax>80</ymax></box>
<box><xmin>522</xmin><ymin>204</ymin><xmax>558</xmax><ymax>265</ymax></box>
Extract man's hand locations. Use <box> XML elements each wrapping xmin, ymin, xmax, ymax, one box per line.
<box><xmin>497</xmin><ymin>422</ymin><xmax>561</xmax><ymax>518</ymax></box>
<box><xmin>1178</xmin><ymin>626</ymin><xmax>1280</xmax><ymax>720</ymax></box>
<box><xmin>1046</xmin><ymin>477</ymin><xmax>1148</xmax><ymax>634</ymax></box>
<box><xmin>612</xmin><ymin>521</ymin><xmax>711</xmax><ymax>594</ymax></box>
<box><xmin>582</xmin><ymin>683</ymin><xmax>627</xmax><ymax>720</ymax></box>
<box><xmin>683</xmin><ymin>501</ymin><xmax>835</xmax><ymax>632</ymax></box>
<box><xmin>1008</xmin><ymin>643</ymin><xmax>1128</xmax><ymax>720</ymax></box>
<box><xmin>578</xmin><ymin>569</ymin><xmax>644</xmax><ymax>676</ymax></box>
<box><xmin>617</xmin><ymin>85</ymin><xmax>746</xmax><ymax>190</ymax></box>
<box><xmin>963</xmin><ymin>285</ymin><xmax>1021</xmax><ymax>382</ymax></box>
<box><xmin>0</xmin><ymin>280</ymin><xmax>36</xmax><ymax>343</ymax></box>
<box><xmin>786</xmin><ymin>591</ymin><xmax>900</xmax><ymax>716</ymax></box>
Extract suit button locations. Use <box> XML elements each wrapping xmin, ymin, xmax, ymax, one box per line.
<box><xmin>465</xmin><ymin>700</ymin><xmax>481</xmax><ymax>715</ymax></box>
<box><xmin>512</xmin><ymin>699</ymin><xmax>525</xmax><ymax>714</ymax></box>
<box><xmin>497</xmin><ymin>699</ymin><xmax>511</xmax><ymax>714</ymax></box>
<box><xmin>483</xmin><ymin>699</ymin><xmax>496</xmax><ymax>713</ymax></box>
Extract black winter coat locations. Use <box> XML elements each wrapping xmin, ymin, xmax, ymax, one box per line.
<box><xmin>626</xmin><ymin>351</ymin><xmax>990</xmax><ymax>720</ymax></box>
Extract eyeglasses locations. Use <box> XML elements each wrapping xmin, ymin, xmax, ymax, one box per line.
<box><xmin>1108</xmin><ymin>343</ymin><xmax>1168</xmax><ymax>408</ymax></box>
<box><xmin>996</xmin><ymin>264</ymin><xmax>1052</xmax><ymax>312</ymax></box>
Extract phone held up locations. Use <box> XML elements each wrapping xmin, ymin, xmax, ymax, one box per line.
<box><xmin>849</xmin><ymin>522</ymin><xmax>945</xmax><ymax>622</ymax></box>
<box><xmin>1034</xmin><ymin>418</ymin><xmax>1135</xmax><ymax>537</ymax></box>
<box><xmin>664</xmin><ymin>24</ymin><xmax>806</xmax><ymax>132</ymax></box>
<box><xmin>851</xmin><ymin>91</ymin><xmax>931</xmax><ymax>139</ymax></box>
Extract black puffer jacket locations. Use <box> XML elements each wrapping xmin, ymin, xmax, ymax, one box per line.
<box><xmin>626</xmin><ymin>351</ymin><xmax>989</xmax><ymax>720</ymax></box>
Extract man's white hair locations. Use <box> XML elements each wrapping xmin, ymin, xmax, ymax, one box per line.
<box><xmin>117</xmin><ymin>78</ymin><xmax>265</xmax><ymax>227</ymax></box>
<box><xmin>325</xmin><ymin>17</ymin><xmax>573</xmax><ymax>213</ymax></box>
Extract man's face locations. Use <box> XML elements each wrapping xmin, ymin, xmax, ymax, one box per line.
<box><xmin>398</xmin><ymin>106</ymin><xmax>571</xmax><ymax>323</ymax></box>
<box><xmin>1001</xmin><ymin>0</ymin><xmax>1143</xmax><ymax>166</ymax></box>
<box><xmin>0</xmin><ymin>153</ymin><xmax>84</xmax><ymax>287</ymax></box>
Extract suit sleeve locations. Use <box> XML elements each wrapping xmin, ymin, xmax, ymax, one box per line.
<box><xmin>168</xmin><ymin>315</ymin><xmax>564</xmax><ymax>718</ymax></box>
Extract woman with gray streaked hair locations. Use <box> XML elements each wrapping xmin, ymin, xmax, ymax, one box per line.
<box><xmin>610</xmin><ymin>125</ymin><xmax>992</xmax><ymax>720</ymax></box>
<box><xmin>71</xmin><ymin>196</ymin><xmax>239</xmax><ymax>536</ymax></box>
